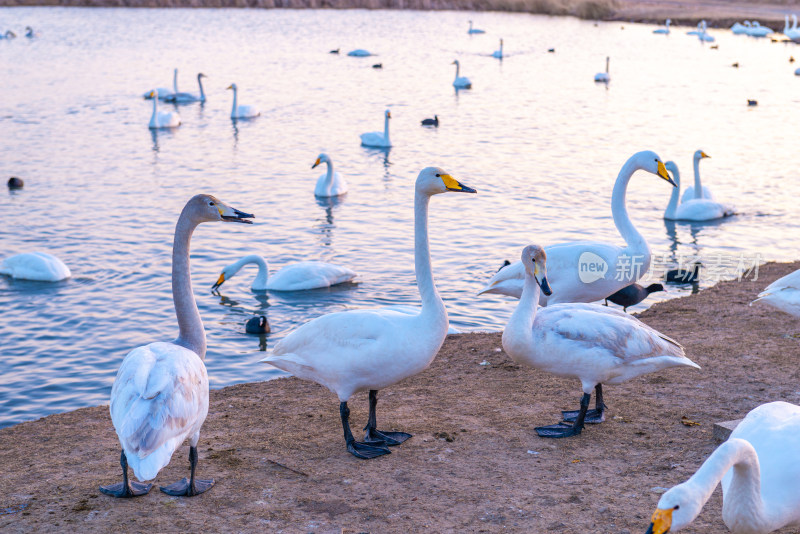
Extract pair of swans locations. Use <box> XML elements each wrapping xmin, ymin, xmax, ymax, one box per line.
<box><xmin>164</xmin><ymin>73</ymin><xmax>207</xmax><ymax>104</ymax></box>
<box><xmin>646</xmin><ymin>401</ymin><xmax>800</xmax><ymax>533</ymax></box>
<box><xmin>783</xmin><ymin>14</ymin><xmax>800</xmax><ymax>39</ymax></box>
<box><xmin>452</xmin><ymin>60</ymin><xmax>472</xmax><ymax>89</ymax></box>
<box><xmin>594</xmin><ymin>56</ymin><xmax>610</xmax><ymax>83</ymax></box>
<box><xmin>227</xmin><ymin>83</ymin><xmax>260</xmax><ymax>119</ymax></box>
<box><xmin>467</xmin><ymin>20</ymin><xmax>485</xmax><ymax>34</ymax></box>
<box><xmin>312</xmin><ymin>153</ymin><xmax>348</xmax><ymax>197</ymax></box>
<box><xmin>360</xmin><ymin>109</ymin><xmax>391</xmax><ymax>148</ymax></box>
<box><xmin>0</xmin><ymin>30</ymin><xmax>17</xmax><ymax>39</ymax></box>
<box><xmin>502</xmin><ymin>245</ymin><xmax>699</xmax><ymax>438</ymax></box>
<box><xmin>653</xmin><ymin>19</ymin><xmax>671</xmax><ymax>34</ymax></box>
<box><xmin>693</xmin><ymin>21</ymin><xmax>715</xmax><ymax>42</ymax></box>
<box><xmin>0</xmin><ymin>252</ymin><xmax>71</xmax><ymax>282</ymax></box>
<box><xmin>143</xmin><ymin>68</ymin><xmax>178</xmax><ymax>101</ymax></box>
<box><xmin>262</xmin><ymin>167</ymin><xmax>477</xmax><ymax>459</ymax></box>
<box><xmin>100</xmin><ymin>195</ymin><xmax>254</xmax><ymax>498</ymax></box>
<box><xmin>663</xmin><ymin>150</ymin><xmax>734</xmax><ymax>221</ymax></box>
<box><xmin>479</xmin><ymin>151</ymin><xmax>675</xmax><ymax>303</ymax></box>
<box><xmin>147</xmin><ymin>91</ymin><xmax>181</xmax><ymax>129</ymax></box>
<box><xmin>732</xmin><ymin>20</ymin><xmax>773</xmax><ymax>37</ymax></box>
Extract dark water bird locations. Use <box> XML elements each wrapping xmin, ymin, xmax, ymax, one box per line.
<box><xmin>372</xmin><ymin>63</ymin><xmax>382</xmax><ymax>69</ymax></box>
<box><xmin>665</xmin><ymin>263</ymin><xmax>701</xmax><ymax>284</ymax></box>
<box><xmin>421</xmin><ymin>115</ymin><xmax>439</xmax><ymax>127</ymax></box>
<box><xmin>548</xmin><ymin>48</ymin><xmax>555</xmax><ymax>53</ymax></box>
<box><xmin>791</xmin><ymin>56</ymin><xmax>796</xmax><ymax>63</ymax></box>
<box><xmin>7</xmin><ymin>177</ymin><xmax>23</xmax><ymax>189</ymax></box>
<box><xmin>732</xmin><ymin>62</ymin><xmax>739</xmax><ymax>68</ymax></box>
<box><xmin>710</xmin><ymin>44</ymin><xmax>719</xmax><ymax>49</ymax></box>
<box><xmin>497</xmin><ymin>259</ymin><xmax>511</xmax><ymax>272</ymax></box>
<box><xmin>245</xmin><ymin>316</ymin><xmax>270</xmax><ymax>334</ymax></box>
<box><xmin>748</xmin><ymin>99</ymin><xmax>758</xmax><ymax>106</ymax></box>
<box><xmin>604</xmin><ymin>283</ymin><xmax>664</xmax><ymax>312</ymax></box>
<box><xmin>329</xmin><ymin>48</ymin><xmax>339</xmax><ymax>54</ymax></box>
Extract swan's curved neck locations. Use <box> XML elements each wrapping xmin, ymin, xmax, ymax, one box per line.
<box><xmin>413</xmin><ymin>191</ymin><xmax>445</xmax><ymax>322</ymax></box>
<box><xmin>151</xmin><ymin>95</ymin><xmax>158</xmax><ymax>121</ymax></box>
<box><xmin>606</xmin><ymin>57</ymin><xmax>610</xmax><ymax>73</ymax></box>
<box><xmin>665</xmin><ymin>166</ymin><xmax>681</xmax><ymax>218</ymax></box>
<box><xmin>454</xmin><ymin>62</ymin><xmax>460</xmax><ymax>79</ymax></box>
<box><xmin>383</xmin><ymin>115</ymin><xmax>391</xmax><ymax>144</ymax></box>
<box><xmin>692</xmin><ymin>156</ymin><xmax>703</xmax><ymax>199</ymax></box>
<box><xmin>505</xmin><ymin>269</ymin><xmax>539</xmax><ymax>351</ymax></box>
<box><xmin>172</xmin><ymin>209</ymin><xmax>206</xmax><ymax>359</ymax></box>
<box><xmin>231</xmin><ymin>254</ymin><xmax>269</xmax><ymax>287</ymax></box>
<box><xmin>611</xmin><ymin>155</ymin><xmax>650</xmax><ymax>271</ymax></box>
<box><xmin>197</xmin><ymin>75</ymin><xmax>206</xmax><ymax>101</ymax></box>
<box><xmin>793</xmin><ymin>14</ymin><xmax>798</xmax><ymax>30</ymax></box>
<box><xmin>173</xmin><ymin>70</ymin><xmax>179</xmax><ymax>94</ymax></box>
<box><xmin>323</xmin><ymin>159</ymin><xmax>334</xmax><ymax>187</ymax></box>
<box><xmin>231</xmin><ymin>87</ymin><xmax>238</xmax><ymax>116</ymax></box>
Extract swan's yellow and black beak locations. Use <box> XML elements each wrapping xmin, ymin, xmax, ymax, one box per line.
<box><xmin>535</xmin><ymin>273</ymin><xmax>552</xmax><ymax>296</ymax></box>
<box><xmin>700</xmin><ymin>151</ymin><xmax>710</xmax><ymax>159</ymax></box>
<box><xmin>211</xmin><ymin>273</ymin><xmax>225</xmax><ymax>291</ymax></box>
<box><xmin>226</xmin><ymin>84</ymin><xmax>233</xmax><ymax>90</ymax></box>
<box><xmin>312</xmin><ymin>157</ymin><xmax>321</xmax><ymax>169</ymax></box>
<box><xmin>148</xmin><ymin>90</ymin><xmax>156</xmax><ymax>99</ymax></box>
<box><xmin>645</xmin><ymin>508</ymin><xmax>673</xmax><ymax>534</ymax></box>
<box><xmin>440</xmin><ymin>174</ymin><xmax>477</xmax><ymax>193</ymax></box>
<box><xmin>657</xmin><ymin>160</ymin><xmax>677</xmax><ymax>187</ymax></box>
<box><xmin>387</xmin><ymin>111</ymin><xmax>392</xmax><ymax>119</ymax></box>
<box><xmin>219</xmin><ymin>204</ymin><xmax>254</xmax><ymax>224</ymax></box>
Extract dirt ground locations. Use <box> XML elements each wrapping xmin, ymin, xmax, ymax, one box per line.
<box><xmin>2</xmin><ymin>261</ymin><xmax>800</xmax><ymax>533</ymax></box>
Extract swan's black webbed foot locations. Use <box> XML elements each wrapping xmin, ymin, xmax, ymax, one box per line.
<box><xmin>100</xmin><ymin>449</ymin><xmax>152</xmax><ymax>498</ymax></box>
<box><xmin>347</xmin><ymin>440</ymin><xmax>391</xmax><ymax>459</ymax></box>
<box><xmin>562</xmin><ymin>385</ymin><xmax>606</xmax><ymax>424</ymax></box>
<box><xmin>537</xmin><ymin>392</ymin><xmax>591</xmax><ymax>439</ymax></box>
<box><xmin>159</xmin><ymin>446</ymin><xmax>214</xmax><ymax>497</ymax></box>
<box><xmin>364</xmin><ymin>427</ymin><xmax>412</xmax><ymax>446</ymax></box>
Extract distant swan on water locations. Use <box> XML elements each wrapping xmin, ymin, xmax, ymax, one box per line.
<box><xmin>0</xmin><ymin>252</ymin><xmax>71</xmax><ymax>282</ymax></box>
<box><xmin>164</xmin><ymin>73</ymin><xmax>207</xmax><ymax>103</ymax></box>
<box><xmin>360</xmin><ymin>109</ymin><xmax>392</xmax><ymax>148</ymax></box>
<box><xmin>452</xmin><ymin>60</ymin><xmax>472</xmax><ymax>89</ymax></box>
<box><xmin>226</xmin><ymin>83</ymin><xmax>260</xmax><ymax>119</ymax></box>
<box><xmin>594</xmin><ymin>56</ymin><xmax>610</xmax><ymax>82</ymax></box>
<box><xmin>143</xmin><ymin>68</ymin><xmax>178</xmax><ymax>101</ymax></box>
<box><xmin>147</xmin><ymin>91</ymin><xmax>181</xmax><ymax>129</ymax></box>
<box><xmin>468</xmin><ymin>20</ymin><xmax>485</xmax><ymax>34</ymax></box>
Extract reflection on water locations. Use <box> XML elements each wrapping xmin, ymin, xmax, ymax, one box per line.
<box><xmin>2</xmin><ymin>7</ymin><xmax>799</xmax><ymax>427</ymax></box>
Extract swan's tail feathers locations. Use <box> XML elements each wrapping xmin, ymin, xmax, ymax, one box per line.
<box><xmin>260</xmin><ymin>353</ymin><xmax>316</xmax><ymax>375</ymax></box>
<box><xmin>750</xmin><ymin>293</ymin><xmax>768</xmax><ymax>306</ymax></box>
<box><xmin>657</xmin><ymin>332</ymin><xmax>684</xmax><ymax>353</ymax></box>
<box><xmin>124</xmin><ymin>438</ymin><xmax>180</xmax><ymax>482</ymax></box>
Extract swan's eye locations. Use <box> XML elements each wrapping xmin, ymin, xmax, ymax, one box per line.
<box><xmin>435</xmin><ymin>174</ymin><xmax>441</xmax><ymax>177</ymax></box>
<box><xmin>673</xmin><ymin>505</ymin><xmax>680</xmax><ymax>510</ymax></box>
<box><xmin>208</xmin><ymin>202</ymin><xmax>214</xmax><ymax>206</ymax></box>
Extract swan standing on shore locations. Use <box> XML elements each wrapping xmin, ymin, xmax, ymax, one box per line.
<box><xmin>751</xmin><ymin>269</ymin><xmax>800</xmax><ymax>317</ymax></box>
<box><xmin>594</xmin><ymin>56</ymin><xmax>610</xmax><ymax>82</ymax></box>
<box><xmin>360</xmin><ymin>109</ymin><xmax>391</xmax><ymax>148</ymax></box>
<box><xmin>311</xmin><ymin>153</ymin><xmax>348</xmax><ymax>197</ymax></box>
<box><xmin>452</xmin><ymin>60</ymin><xmax>472</xmax><ymax>89</ymax></box>
<box><xmin>147</xmin><ymin>91</ymin><xmax>180</xmax><ymax>129</ymax></box>
<box><xmin>164</xmin><ymin>73</ymin><xmax>207</xmax><ymax>104</ymax></box>
<box><xmin>227</xmin><ymin>83</ymin><xmax>260</xmax><ymax>119</ymax></box>
<box><xmin>99</xmin><ymin>195</ymin><xmax>254</xmax><ymax>498</ymax></box>
<box><xmin>478</xmin><ymin>151</ymin><xmax>676</xmax><ymax>302</ymax></box>
<box><xmin>211</xmin><ymin>254</ymin><xmax>356</xmax><ymax>292</ymax></box>
<box><xmin>680</xmin><ymin>150</ymin><xmax>714</xmax><ymax>202</ymax></box>
<box><xmin>492</xmin><ymin>39</ymin><xmax>504</xmax><ymax>59</ymax></box>
<box><xmin>645</xmin><ymin>402</ymin><xmax>800</xmax><ymax>533</ymax></box>
<box><xmin>0</xmin><ymin>252</ymin><xmax>71</xmax><ymax>282</ymax></box>
<box><xmin>502</xmin><ymin>245</ymin><xmax>700</xmax><ymax>438</ymax></box>
<box><xmin>143</xmin><ymin>68</ymin><xmax>178</xmax><ymax>100</ymax></box>
<box><xmin>261</xmin><ymin>167</ymin><xmax>476</xmax><ymax>459</ymax></box>
<box><xmin>467</xmin><ymin>20</ymin><xmax>485</xmax><ymax>34</ymax></box>
<box><xmin>653</xmin><ymin>19</ymin><xmax>671</xmax><ymax>34</ymax></box>
<box><xmin>663</xmin><ymin>161</ymin><xmax>734</xmax><ymax>221</ymax></box>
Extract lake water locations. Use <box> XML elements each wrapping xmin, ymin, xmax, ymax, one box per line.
<box><xmin>1</xmin><ymin>7</ymin><xmax>798</xmax><ymax>428</ymax></box>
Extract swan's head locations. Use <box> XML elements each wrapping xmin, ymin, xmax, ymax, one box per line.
<box><xmin>693</xmin><ymin>150</ymin><xmax>710</xmax><ymax>161</ymax></box>
<box><xmin>148</xmin><ymin>90</ymin><xmax>157</xmax><ymax>99</ymax></box>
<box><xmin>198</xmin><ymin>73</ymin><xmax>208</xmax><ymax>79</ymax></box>
<box><xmin>385</xmin><ymin>109</ymin><xmax>391</xmax><ymax>119</ymax></box>
<box><xmin>452</xmin><ymin>59</ymin><xmax>460</xmax><ymax>66</ymax></box>
<box><xmin>415</xmin><ymin>167</ymin><xmax>476</xmax><ymax>196</ymax></box>
<box><xmin>666</xmin><ymin>18</ymin><xmax>671</xmax><ymax>23</ymax></box>
<box><xmin>227</xmin><ymin>83</ymin><xmax>238</xmax><ymax>91</ymax></box>
<box><xmin>636</xmin><ymin>151</ymin><xmax>675</xmax><ymax>187</ymax></box>
<box><xmin>645</xmin><ymin>482</ymin><xmax>705</xmax><ymax>533</ymax></box>
<box><xmin>187</xmin><ymin>194</ymin><xmax>254</xmax><ymax>226</ymax></box>
<box><xmin>312</xmin><ymin>153</ymin><xmax>330</xmax><ymax>168</ymax></box>
<box><xmin>520</xmin><ymin>245</ymin><xmax>552</xmax><ymax>296</ymax></box>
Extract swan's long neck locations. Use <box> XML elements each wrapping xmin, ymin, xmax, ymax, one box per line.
<box><xmin>785</xmin><ymin>15</ymin><xmax>790</xmax><ymax>32</ymax></box>
<box><xmin>692</xmin><ymin>156</ymin><xmax>703</xmax><ymax>199</ymax></box>
<box><xmin>606</xmin><ymin>57</ymin><xmax>610</xmax><ymax>73</ymax></box>
<box><xmin>665</xmin><ymin>166</ymin><xmax>681</xmax><ymax>219</ymax></box>
<box><xmin>172</xmin><ymin>209</ymin><xmax>206</xmax><ymax>359</ymax></box>
<box><xmin>793</xmin><ymin>14</ymin><xmax>798</xmax><ymax>30</ymax></box>
<box><xmin>504</xmin><ymin>270</ymin><xmax>539</xmax><ymax>355</ymax></box>
<box><xmin>383</xmin><ymin>115</ymin><xmax>390</xmax><ymax>144</ymax></box>
<box><xmin>150</xmin><ymin>95</ymin><xmax>158</xmax><ymax>123</ymax></box>
<box><xmin>611</xmin><ymin>155</ymin><xmax>650</xmax><ymax>272</ymax></box>
<box><xmin>173</xmin><ymin>69</ymin><xmax>179</xmax><ymax>93</ymax></box>
<box><xmin>413</xmin><ymin>191</ymin><xmax>446</xmax><ymax>324</ymax></box>
<box><xmin>231</xmin><ymin>87</ymin><xmax>238</xmax><ymax>116</ymax></box>
<box><xmin>231</xmin><ymin>254</ymin><xmax>269</xmax><ymax>288</ymax></box>
<box><xmin>323</xmin><ymin>159</ymin><xmax>335</xmax><ymax>191</ymax></box>
<box><xmin>197</xmin><ymin>75</ymin><xmax>206</xmax><ymax>101</ymax></box>
<box><xmin>454</xmin><ymin>61</ymin><xmax>460</xmax><ymax>80</ymax></box>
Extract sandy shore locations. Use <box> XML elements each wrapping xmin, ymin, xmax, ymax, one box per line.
<box><xmin>2</xmin><ymin>261</ymin><xmax>799</xmax><ymax>533</ymax></box>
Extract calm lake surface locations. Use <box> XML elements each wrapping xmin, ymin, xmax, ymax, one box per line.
<box><xmin>1</xmin><ymin>7</ymin><xmax>798</xmax><ymax>428</ymax></box>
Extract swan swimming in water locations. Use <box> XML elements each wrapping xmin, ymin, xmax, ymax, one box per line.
<box><xmin>594</xmin><ymin>56</ymin><xmax>610</xmax><ymax>82</ymax></box>
<box><xmin>211</xmin><ymin>254</ymin><xmax>357</xmax><ymax>292</ymax></box>
<box><xmin>467</xmin><ymin>20</ymin><xmax>485</xmax><ymax>34</ymax></box>
<box><xmin>311</xmin><ymin>153</ymin><xmax>348</xmax><ymax>197</ymax></box>
<box><xmin>663</xmin><ymin>160</ymin><xmax>734</xmax><ymax>221</ymax></box>
<box><xmin>227</xmin><ymin>83</ymin><xmax>260</xmax><ymax>119</ymax></box>
<box><xmin>0</xmin><ymin>252</ymin><xmax>71</xmax><ymax>282</ymax></box>
<box><xmin>492</xmin><ymin>39</ymin><xmax>503</xmax><ymax>59</ymax></box>
<box><xmin>143</xmin><ymin>68</ymin><xmax>178</xmax><ymax>101</ymax></box>
<box><xmin>653</xmin><ymin>19</ymin><xmax>671</xmax><ymax>34</ymax></box>
<box><xmin>347</xmin><ymin>49</ymin><xmax>372</xmax><ymax>57</ymax></box>
<box><xmin>680</xmin><ymin>150</ymin><xmax>714</xmax><ymax>202</ymax></box>
<box><xmin>645</xmin><ymin>401</ymin><xmax>800</xmax><ymax>533</ymax></box>
<box><xmin>452</xmin><ymin>60</ymin><xmax>472</xmax><ymax>89</ymax></box>
<box><xmin>164</xmin><ymin>73</ymin><xmax>207</xmax><ymax>104</ymax></box>
<box><xmin>99</xmin><ymin>195</ymin><xmax>253</xmax><ymax>498</ymax></box>
<box><xmin>731</xmin><ymin>20</ymin><xmax>750</xmax><ymax>34</ymax></box>
<box><xmin>360</xmin><ymin>109</ymin><xmax>392</xmax><ymax>148</ymax></box>
<box><xmin>261</xmin><ymin>167</ymin><xmax>476</xmax><ymax>459</ymax></box>
<box><xmin>147</xmin><ymin>91</ymin><xmax>181</xmax><ymax>129</ymax></box>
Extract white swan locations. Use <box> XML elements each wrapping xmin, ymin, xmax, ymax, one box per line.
<box><xmin>0</xmin><ymin>252</ymin><xmax>71</xmax><ymax>282</ymax></box>
<box><xmin>261</xmin><ymin>167</ymin><xmax>476</xmax><ymax>459</ymax></box>
<box><xmin>147</xmin><ymin>91</ymin><xmax>181</xmax><ymax>129</ymax></box>
<box><xmin>594</xmin><ymin>56</ymin><xmax>610</xmax><ymax>82</ymax></box>
<box><xmin>226</xmin><ymin>83</ymin><xmax>260</xmax><ymax>119</ymax></box>
<box><xmin>680</xmin><ymin>150</ymin><xmax>714</xmax><ymax>202</ymax></box>
<box><xmin>0</xmin><ymin>30</ymin><xmax>17</xmax><ymax>39</ymax></box>
<box><xmin>784</xmin><ymin>14</ymin><xmax>800</xmax><ymax>39</ymax></box>
<box><xmin>468</xmin><ymin>20</ymin><xmax>486</xmax><ymax>34</ymax></box>
<box><xmin>360</xmin><ymin>109</ymin><xmax>391</xmax><ymax>148</ymax></box>
<box><xmin>687</xmin><ymin>21</ymin><xmax>704</xmax><ymax>36</ymax></box>
<box><xmin>164</xmin><ymin>73</ymin><xmax>207</xmax><ymax>104</ymax></box>
<box><xmin>143</xmin><ymin>68</ymin><xmax>178</xmax><ymax>100</ymax></box>
<box><xmin>653</xmin><ymin>19</ymin><xmax>671</xmax><ymax>34</ymax></box>
<box><xmin>24</xmin><ymin>26</ymin><xmax>39</xmax><ymax>38</ymax></box>
<box><xmin>99</xmin><ymin>195</ymin><xmax>253</xmax><ymax>498</ymax></box>
<box><xmin>211</xmin><ymin>254</ymin><xmax>356</xmax><ymax>292</ymax></box>
<box><xmin>502</xmin><ymin>245</ymin><xmax>700</xmax><ymax>438</ymax></box>
<box><xmin>731</xmin><ymin>20</ymin><xmax>750</xmax><ymax>34</ymax></box>
<box><xmin>645</xmin><ymin>401</ymin><xmax>800</xmax><ymax>533</ymax></box>
<box><xmin>663</xmin><ymin>161</ymin><xmax>734</xmax><ymax>221</ymax></box>
<box><xmin>695</xmin><ymin>21</ymin><xmax>715</xmax><ymax>42</ymax></box>
<box><xmin>492</xmin><ymin>39</ymin><xmax>504</xmax><ymax>59</ymax></box>
<box><xmin>312</xmin><ymin>153</ymin><xmax>348</xmax><ymax>197</ymax></box>
<box><xmin>478</xmin><ymin>150</ymin><xmax>676</xmax><ymax>302</ymax></box>
<box><xmin>452</xmin><ymin>60</ymin><xmax>472</xmax><ymax>89</ymax></box>
<box><xmin>347</xmin><ymin>49</ymin><xmax>372</xmax><ymax>57</ymax></box>
<box><xmin>751</xmin><ymin>269</ymin><xmax>800</xmax><ymax>317</ymax></box>
<box><xmin>747</xmin><ymin>20</ymin><xmax>774</xmax><ymax>37</ymax></box>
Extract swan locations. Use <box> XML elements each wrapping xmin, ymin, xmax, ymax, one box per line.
<box><xmin>468</xmin><ymin>20</ymin><xmax>485</xmax><ymax>34</ymax></box>
<box><xmin>747</xmin><ymin>20</ymin><xmax>774</xmax><ymax>37</ymax></box>
<box><xmin>687</xmin><ymin>21</ymin><xmax>705</xmax><ymax>36</ymax></box>
<box><xmin>795</xmin><ymin>67</ymin><xmax>800</xmax><ymax>76</ymax></box>
<box><xmin>731</xmin><ymin>20</ymin><xmax>750</xmax><ymax>34</ymax></box>
<box><xmin>147</xmin><ymin>91</ymin><xmax>180</xmax><ymax>129</ymax></box>
<box><xmin>502</xmin><ymin>245</ymin><xmax>700</xmax><ymax>438</ymax></box>
<box><xmin>452</xmin><ymin>60</ymin><xmax>472</xmax><ymax>89</ymax></box>
<box><xmin>261</xmin><ymin>167</ymin><xmax>476</xmax><ymax>459</ymax></box>
<box><xmin>664</xmin><ymin>161</ymin><xmax>734</xmax><ymax>221</ymax></box>
<box><xmin>478</xmin><ymin>150</ymin><xmax>676</xmax><ymax>302</ymax></box>
<box><xmin>785</xmin><ymin>15</ymin><xmax>800</xmax><ymax>39</ymax></box>
<box><xmin>164</xmin><ymin>73</ymin><xmax>207</xmax><ymax>104</ymax></box>
<box><xmin>311</xmin><ymin>153</ymin><xmax>348</xmax><ymax>197</ymax></box>
<box><xmin>360</xmin><ymin>109</ymin><xmax>391</xmax><ymax>148</ymax></box>
<box><xmin>604</xmin><ymin>282</ymin><xmax>663</xmax><ymax>311</ymax></box>
<box><xmin>143</xmin><ymin>68</ymin><xmax>178</xmax><ymax>100</ymax></box>
<box><xmin>99</xmin><ymin>195</ymin><xmax>254</xmax><ymax>498</ymax></box>
<box><xmin>226</xmin><ymin>83</ymin><xmax>260</xmax><ymax>119</ymax></box>
<box><xmin>492</xmin><ymin>39</ymin><xmax>503</xmax><ymax>59</ymax></box>
<box><xmin>347</xmin><ymin>49</ymin><xmax>372</xmax><ymax>57</ymax></box>
<box><xmin>0</xmin><ymin>30</ymin><xmax>16</xmax><ymax>39</ymax></box>
<box><xmin>211</xmin><ymin>254</ymin><xmax>356</xmax><ymax>292</ymax></box>
<box><xmin>0</xmin><ymin>252</ymin><xmax>71</xmax><ymax>282</ymax></box>
<box><xmin>653</xmin><ymin>19</ymin><xmax>671</xmax><ymax>34</ymax></box>
<box><xmin>751</xmin><ymin>269</ymin><xmax>800</xmax><ymax>317</ymax></box>
<box><xmin>645</xmin><ymin>401</ymin><xmax>800</xmax><ymax>533</ymax></box>
<box><xmin>679</xmin><ymin>150</ymin><xmax>714</xmax><ymax>201</ymax></box>
<box><xmin>24</xmin><ymin>26</ymin><xmax>38</xmax><ymax>38</ymax></box>
<box><xmin>594</xmin><ymin>56</ymin><xmax>610</xmax><ymax>82</ymax></box>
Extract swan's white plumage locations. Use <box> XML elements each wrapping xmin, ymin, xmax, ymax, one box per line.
<box><xmin>347</xmin><ymin>49</ymin><xmax>372</xmax><ymax>57</ymax></box>
<box><xmin>110</xmin><ymin>342</ymin><xmax>209</xmax><ymax>481</ymax></box>
<box><xmin>653</xmin><ymin>19</ymin><xmax>671</xmax><ymax>34</ymax></box>
<box><xmin>143</xmin><ymin>68</ymin><xmax>178</xmax><ymax>100</ymax></box>
<box><xmin>313</xmin><ymin>153</ymin><xmax>348</xmax><ymax>197</ymax></box>
<box><xmin>164</xmin><ymin>73</ymin><xmax>206</xmax><ymax>103</ymax></box>
<box><xmin>467</xmin><ymin>20</ymin><xmax>485</xmax><ymax>34</ymax></box>
<box><xmin>0</xmin><ymin>252</ymin><xmax>71</xmax><ymax>282</ymax></box>
<box><xmin>680</xmin><ymin>149</ymin><xmax>715</xmax><ymax>202</ymax></box>
<box><xmin>492</xmin><ymin>39</ymin><xmax>503</xmax><ymax>58</ymax></box>
<box><xmin>452</xmin><ymin>60</ymin><xmax>472</xmax><ymax>89</ymax></box>
<box><xmin>664</xmin><ymin>161</ymin><xmax>734</xmax><ymax>221</ymax></box>
<box><xmin>751</xmin><ymin>269</ymin><xmax>800</xmax><ymax>317</ymax></box>
<box><xmin>217</xmin><ymin>254</ymin><xmax>356</xmax><ymax>292</ymax></box>
<box><xmin>148</xmin><ymin>92</ymin><xmax>181</xmax><ymax>129</ymax></box>
<box><xmin>227</xmin><ymin>83</ymin><xmax>260</xmax><ymax>119</ymax></box>
<box><xmin>360</xmin><ymin>109</ymin><xmax>391</xmax><ymax>148</ymax></box>
<box><xmin>594</xmin><ymin>57</ymin><xmax>610</xmax><ymax>82</ymax></box>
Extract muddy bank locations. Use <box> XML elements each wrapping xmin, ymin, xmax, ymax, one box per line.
<box><xmin>2</xmin><ymin>261</ymin><xmax>800</xmax><ymax>533</ymax></box>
